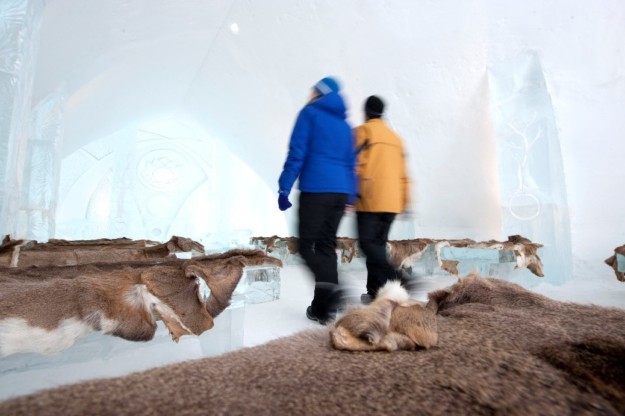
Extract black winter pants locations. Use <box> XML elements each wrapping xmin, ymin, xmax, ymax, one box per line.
<box><xmin>298</xmin><ymin>192</ymin><xmax>347</xmax><ymax>319</ymax></box>
<box><xmin>357</xmin><ymin>211</ymin><xmax>398</xmax><ymax>296</ymax></box>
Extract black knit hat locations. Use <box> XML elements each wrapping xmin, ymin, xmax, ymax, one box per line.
<box><xmin>364</xmin><ymin>95</ymin><xmax>384</xmax><ymax>118</ymax></box>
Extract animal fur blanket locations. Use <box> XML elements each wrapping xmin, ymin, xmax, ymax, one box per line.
<box><xmin>1</xmin><ymin>275</ymin><xmax>624</xmax><ymax>415</ymax></box>
<box><xmin>0</xmin><ymin>235</ymin><xmax>205</xmax><ymax>267</ymax></box>
<box><xmin>0</xmin><ymin>249</ymin><xmax>281</xmax><ymax>356</ymax></box>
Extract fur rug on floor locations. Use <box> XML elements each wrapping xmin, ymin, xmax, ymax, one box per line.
<box><xmin>1</xmin><ymin>275</ymin><xmax>624</xmax><ymax>415</ymax></box>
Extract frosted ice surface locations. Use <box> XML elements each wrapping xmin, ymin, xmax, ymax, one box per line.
<box><xmin>0</xmin><ymin>0</ymin><xmax>44</xmax><ymax>238</ymax></box>
<box><xmin>488</xmin><ymin>52</ymin><xmax>572</xmax><ymax>285</ymax></box>
<box><xmin>392</xmin><ymin>244</ymin><xmax>523</xmax><ymax>280</ymax></box>
<box><xmin>197</xmin><ymin>265</ymin><xmax>281</xmax><ymax>306</ymax></box>
<box><xmin>440</xmin><ymin>246</ymin><xmax>517</xmax><ymax>277</ymax></box>
<box><xmin>54</xmin><ymin>128</ymin><xmax>286</xmax><ymax>242</ymax></box>
<box><xmin>16</xmin><ymin>92</ymin><xmax>64</xmax><ymax>241</ymax></box>
<box><xmin>0</xmin><ymin>305</ymin><xmax>244</xmax><ymax>401</ymax></box>
<box><xmin>236</xmin><ymin>265</ymin><xmax>281</xmax><ymax>304</ymax></box>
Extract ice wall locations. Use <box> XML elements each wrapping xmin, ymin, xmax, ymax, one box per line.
<box><xmin>489</xmin><ymin>52</ymin><xmax>572</xmax><ymax>285</ymax></box>
<box><xmin>0</xmin><ymin>0</ymin><xmax>45</xmax><ymax>238</ymax></box>
<box><xmin>55</xmin><ymin>121</ymin><xmax>287</xmax><ymax>244</ymax></box>
<box><xmin>16</xmin><ymin>90</ymin><xmax>64</xmax><ymax>241</ymax></box>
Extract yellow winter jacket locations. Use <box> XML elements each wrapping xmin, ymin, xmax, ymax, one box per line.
<box><xmin>354</xmin><ymin>118</ymin><xmax>409</xmax><ymax>213</ymax></box>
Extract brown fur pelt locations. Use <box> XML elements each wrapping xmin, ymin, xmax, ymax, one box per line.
<box><xmin>0</xmin><ymin>249</ymin><xmax>281</xmax><ymax>355</ymax></box>
<box><xmin>605</xmin><ymin>244</ymin><xmax>625</xmax><ymax>282</ymax></box>
<box><xmin>2</xmin><ymin>273</ymin><xmax>624</xmax><ymax>415</ymax></box>
<box><xmin>336</xmin><ymin>237</ymin><xmax>359</xmax><ymax>263</ymax></box>
<box><xmin>331</xmin><ymin>281</ymin><xmax>438</xmax><ymax>351</ymax></box>
<box><xmin>0</xmin><ymin>235</ymin><xmax>205</xmax><ymax>268</ymax></box>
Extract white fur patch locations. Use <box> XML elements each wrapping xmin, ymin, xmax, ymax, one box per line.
<box><xmin>125</xmin><ymin>284</ymin><xmax>152</xmax><ymax>309</ymax></box>
<box><xmin>375</xmin><ymin>281</ymin><xmax>410</xmax><ymax>304</ymax></box>
<box><xmin>0</xmin><ymin>317</ymin><xmax>94</xmax><ymax>356</ymax></box>
<box><xmin>125</xmin><ymin>284</ymin><xmax>192</xmax><ymax>337</ymax></box>
<box><xmin>196</xmin><ymin>277</ymin><xmax>211</xmax><ymax>302</ymax></box>
<box><xmin>84</xmin><ymin>310</ymin><xmax>118</xmax><ymax>333</ymax></box>
<box><xmin>434</xmin><ymin>241</ymin><xmax>450</xmax><ymax>267</ymax></box>
<box><xmin>10</xmin><ymin>246</ymin><xmax>20</xmax><ymax>267</ymax></box>
<box><xmin>513</xmin><ymin>244</ymin><xmax>528</xmax><ymax>269</ymax></box>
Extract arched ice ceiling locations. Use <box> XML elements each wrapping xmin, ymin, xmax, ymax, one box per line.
<box><xmin>34</xmin><ymin>0</ymin><xmax>500</xmax><ymax>238</ymax></box>
<box><xmin>32</xmin><ymin>0</ymin><xmax>625</xmax><ymax>251</ymax></box>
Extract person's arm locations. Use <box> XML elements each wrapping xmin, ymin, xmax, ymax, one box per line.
<box><xmin>278</xmin><ymin>109</ymin><xmax>312</xmax><ymax>195</ymax></box>
<box><xmin>354</xmin><ymin>125</ymin><xmax>368</xmax><ymax>178</ymax></box>
<box><xmin>347</xmin><ymin>128</ymin><xmax>358</xmax><ymax>207</ymax></box>
<box><xmin>400</xmin><ymin>141</ymin><xmax>411</xmax><ymax>212</ymax></box>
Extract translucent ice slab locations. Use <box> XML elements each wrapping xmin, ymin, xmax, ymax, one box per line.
<box><xmin>195</xmin><ymin>263</ymin><xmax>281</xmax><ymax>306</ymax></box>
<box><xmin>394</xmin><ymin>241</ymin><xmax>541</xmax><ymax>283</ymax></box>
<box><xmin>232</xmin><ymin>265</ymin><xmax>281</xmax><ymax>305</ymax></box>
<box><xmin>0</xmin><ymin>304</ymin><xmax>244</xmax><ymax>401</ymax></box>
<box><xmin>439</xmin><ymin>246</ymin><xmax>517</xmax><ymax>277</ymax></box>
<box><xmin>0</xmin><ymin>0</ymin><xmax>45</xmax><ymax>238</ymax></box>
<box><xmin>488</xmin><ymin>52</ymin><xmax>573</xmax><ymax>285</ymax></box>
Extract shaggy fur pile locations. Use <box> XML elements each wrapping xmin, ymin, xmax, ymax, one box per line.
<box><xmin>331</xmin><ymin>281</ymin><xmax>438</xmax><ymax>351</ymax></box>
<box><xmin>1</xmin><ymin>274</ymin><xmax>624</xmax><ymax>415</ymax></box>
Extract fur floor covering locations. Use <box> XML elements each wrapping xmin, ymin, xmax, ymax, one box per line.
<box><xmin>1</xmin><ymin>275</ymin><xmax>624</xmax><ymax>415</ymax></box>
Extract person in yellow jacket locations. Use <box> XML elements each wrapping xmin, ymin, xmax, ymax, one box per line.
<box><xmin>354</xmin><ymin>95</ymin><xmax>410</xmax><ymax>304</ymax></box>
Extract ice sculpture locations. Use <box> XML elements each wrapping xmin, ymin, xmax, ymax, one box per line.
<box><xmin>15</xmin><ymin>91</ymin><xmax>65</xmax><ymax>241</ymax></box>
<box><xmin>0</xmin><ymin>0</ymin><xmax>45</xmax><ymax>238</ymax></box>
<box><xmin>56</xmin><ymin>126</ymin><xmax>287</xmax><ymax>243</ymax></box>
<box><xmin>488</xmin><ymin>52</ymin><xmax>572</xmax><ymax>285</ymax></box>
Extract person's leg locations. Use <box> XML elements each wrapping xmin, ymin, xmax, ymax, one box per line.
<box><xmin>357</xmin><ymin>212</ymin><xmax>397</xmax><ymax>297</ymax></box>
<box><xmin>299</xmin><ymin>192</ymin><xmax>347</xmax><ymax>321</ymax></box>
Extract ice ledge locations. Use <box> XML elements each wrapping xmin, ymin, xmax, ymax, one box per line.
<box><xmin>0</xmin><ymin>305</ymin><xmax>244</xmax><ymax>402</ymax></box>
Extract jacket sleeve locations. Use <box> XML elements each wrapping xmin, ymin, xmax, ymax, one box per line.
<box><xmin>400</xmin><ymin>140</ymin><xmax>411</xmax><ymax>211</ymax></box>
<box><xmin>278</xmin><ymin>109</ymin><xmax>312</xmax><ymax>194</ymax></box>
<box><xmin>349</xmin><ymin>128</ymin><xmax>358</xmax><ymax>204</ymax></box>
<box><xmin>354</xmin><ymin>125</ymin><xmax>368</xmax><ymax>178</ymax></box>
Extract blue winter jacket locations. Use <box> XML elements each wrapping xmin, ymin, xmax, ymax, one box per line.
<box><xmin>278</xmin><ymin>92</ymin><xmax>356</xmax><ymax>198</ymax></box>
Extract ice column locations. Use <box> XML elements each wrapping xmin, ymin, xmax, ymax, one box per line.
<box><xmin>16</xmin><ymin>91</ymin><xmax>65</xmax><ymax>241</ymax></box>
<box><xmin>488</xmin><ymin>52</ymin><xmax>572</xmax><ymax>285</ymax></box>
<box><xmin>0</xmin><ymin>0</ymin><xmax>45</xmax><ymax>238</ymax></box>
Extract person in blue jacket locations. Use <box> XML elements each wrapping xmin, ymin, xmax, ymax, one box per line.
<box><xmin>278</xmin><ymin>76</ymin><xmax>356</xmax><ymax>324</ymax></box>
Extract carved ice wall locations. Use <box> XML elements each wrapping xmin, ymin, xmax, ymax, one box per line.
<box><xmin>0</xmin><ymin>0</ymin><xmax>45</xmax><ymax>238</ymax></box>
<box><xmin>56</xmin><ymin>125</ymin><xmax>287</xmax><ymax>245</ymax></box>
<box><xmin>16</xmin><ymin>90</ymin><xmax>65</xmax><ymax>241</ymax></box>
<box><xmin>489</xmin><ymin>52</ymin><xmax>573</xmax><ymax>285</ymax></box>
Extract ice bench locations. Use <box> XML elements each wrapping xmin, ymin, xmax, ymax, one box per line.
<box><xmin>0</xmin><ymin>264</ymin><xmax>281</xmax><ymax>401</ymax></box>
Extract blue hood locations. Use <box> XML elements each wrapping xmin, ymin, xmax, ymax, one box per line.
<box><xmin>278</xmin><ymin>90</ymin><xmax>356</xmax><ymax>198</ymax></box>
<box><xmin>308</xmin><ymin>92</ymin><xmax>347</xmax><ymax>119</ymax></box>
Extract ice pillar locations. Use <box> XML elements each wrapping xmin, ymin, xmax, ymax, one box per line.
<box><xmin>0</xmin><ymin>0</ymin><xmax>45</xmax><ymax>238</ymax></box>
<box><xmin>16</xmin><ymin>91</ymin><xmax>65</xmax><ymax>241</ymax></box>
<box><xmin>488</xmin><ymin>52</ymin><xmax>572</xmax><ymax>285</ymax></box>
